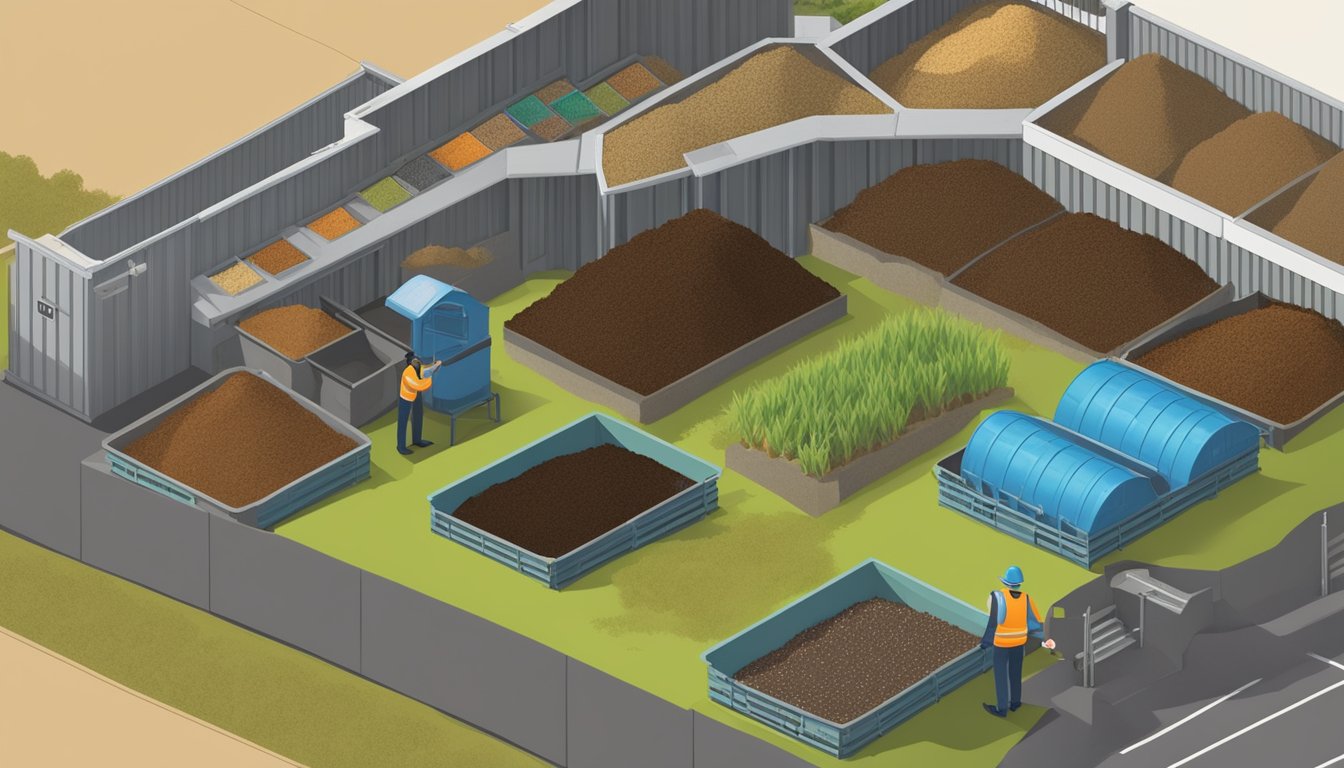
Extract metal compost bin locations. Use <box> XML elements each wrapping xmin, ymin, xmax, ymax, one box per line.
<box><xmin>307</xmin><ymin>329</ymin><xmax>404</xmax><ymax>427</ymax></box>
<box><xmin>702</xmin><ymin>559</ymin><xmax>992</xmax><ymax>758</ymax></box>
<box><xmin>102</xmin><ymin>367</ymin><xmax>371</xmax><ymax>529</ymax></box>
<box><xmin>428</xmin><ymin>413</ymin><xmax>720</xmax><ymax>589</ymax></box>
<box><xmin>235</xmin><ymin>313</ymin><xmax>355</xmax><ymax>401</ymax></box>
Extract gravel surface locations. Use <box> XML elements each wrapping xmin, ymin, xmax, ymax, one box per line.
<box><xmin>359</xmin><ymin>177</ymin><xmax>413</xmax><ymax>212</ymax></box>
<box><xmin>246</xmin><ymin>240</ymin><xmax>309</xmax><ymax>276</ymax></box>
<box><xmin>430</xmin><ymin>134</ymin><xmax>493</xmax><ymax>172</ymax></box>
<box><xmin>506</xmin><ymin>209</ymin><xmax>840</xmax><ymax>395</ymax></box>
<box><xmin>452</xmin><ymin>444</ymin><xmax>694</xmax><ymax>558</ymax></box>
<box><xmin>953</xmin><ymin>213</ymin><xmax>1218</xmax><ymax>352</ymax></box>
<box><xmin>602</xmin><ymin>46</ymin><xmax>888</xmax><ymax>186</ymax></box>
<box><xmin>1134</xmin><ymin>303</ymin><xmax>1344</xmax><ymax>424</ymax></box>
<box><xmin>1169</xmin><ymin>112</ymin><xmax>1339</xmax><ymax>216</ymax></box>
<box><xmin>734</xmin><ymin>598</ymin><xmax>979</xmax><ymax>724</ymax></box>
<box><xmin>402</xmin><ymin>245</ymin><xmax>493</xmax><ymax>270</ymax></box>
<box><xmin>869</xmin><ymin>1</ymin><xmax>1104</xmax><ymax>109</ymax></box>
<box><xmin>607</xmin><ymin>62</ymin><xmax>662</xmax><ymax>101</ymax></box>
<box><xmin>824</xmin><ymin>159</ymin><xmax>1062</xmax><ymax>274</ymax></box>
<box><xmin>209</xmin><ymin>262</ymin><xmax>263</xmax><ymax>296</ymax></box>
<box><xmin>531</xmin><ymin>115</ymin><xmax>572</xmax><ymax>142</ymax></box>
<box><xmin>395</xmin><ymin>155</ymin><xmax>450</xmax><ymax>192</ymax></box>
<box><xmin>551</xmin><ymin>91</ymin><xmax>603</xmax><ymax>124</ymax></box>
<box><xmin>307</xmin><ymin>207</ymin><xmax>361</xmax><ymax>240</ymax></box>
<box><xmin>585</xmin><ymin>82</ymin><xmax>630</xmax><ymax>115</ymax></box>
<box><xmin>239</xmin><ymin>305</ymin><xmax>353</xmax><ymax>361</ymax></box>
<box><xmin>473</xmin><ymin>114</ymin><xmax>527</xmax><ymax>150</ymax></box>
<box><xmin>536</xmin><ymin>79</ymin><xmax>576</xmax><ymax>104</ymax></box>
<box><xmin>507</xmin><ymin>95</ymin><xmax>554</xmax><ymax>128</ymax></box>
<box><xmin>123</xmin><ymin>372</ymin><xmax>358</xmax><ymax>508</ymax></box>
<box><xmin>1258</xmin><ymin>153</ymin><xmax>1344</xmax><ymax>265</ymax></box>
<box><xmin>1040</xmin><ymin>53</ymin><xmax>1251</xmax><ymax>180</ymax></box>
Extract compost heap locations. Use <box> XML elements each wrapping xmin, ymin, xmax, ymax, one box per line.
<box><xmin>123</xmin><ymin>372</ymin><xmax>358</xmax><ymax>508</ymax></box>
<box><xmin>823</xmin><ymin>159</ymin><xmax>1062</xmax><ymax>274</ymax></box>
<box><xmin>1040</xmin><ymin>53</ymin><xmax>1251</xmax><ymax>180</ymax></box>
<box><xmin>868</xmin><ymin>1</ymin><xmax>1105</xmax><ymax>109</ymax></box>
<box><xmin>953</xmin><ymin>213</ymin><xmax>1218</xmax><ymax>352</ymax></box>
<box><xmin>505</xmin><ymin>209</ymin><xmax>840</xmax><ymax>395</ymax></box>
<box><xmin>452</xmin><ymin>444</ymin><xmax>694</xmax><ymax>557</ymax></box>
<box><xmin>402</xmin><ymin>245</ymin><xmax>494</xmax><ymax>270</ymax></box>
<box><xmin>1134</xmin><ymin>303</ymin><xmax>1344</xmax><ymax>424</ymax></box>
<box><xmin>601</xmin><ymin>46</ymin><xmax>888</xmax><ymax>186</ymax></box>
<box><xmin>1169</xmin><ymin>112</ymin><xmax>1339</xmax><ymax>215</ymax></box>
<box><xmin>733</xmin><ymin>598</ymin><xmax>978</xmax><ymax>724</ymax></box>
<box><xmin>239</xmin><ymin>306</ymin><xmax>351</xmax><ymax>361</ymax></box>
<box><xmin>1261</xmin><ymin>152</ymin><xmax>1344</xmax><ymax>265</ymax></box>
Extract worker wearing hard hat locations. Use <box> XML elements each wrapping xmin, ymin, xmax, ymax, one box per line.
<box><xmin>397</xmin><ymin>352</ymin><xmax>441</xmax><ymax>456</ymax></box>
<box><xmin>980</xmin><ymin>565</ymin><xmax>1055</xmax><ymax>717</ymax></box>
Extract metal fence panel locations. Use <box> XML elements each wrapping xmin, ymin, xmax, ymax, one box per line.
<box><xmin>7</xmin><ymin>238</ymin><xmax>90</xmax><ymax>418</ymax></box>
<box><xmin>691</xmin><ymin>713</ymin><xmax>814</xmax><ymax>768</ymax></box>
<box><xmin>567</xmin><ymin>658</ymin><xmax>693</xmax><ymax>768</ymax></box>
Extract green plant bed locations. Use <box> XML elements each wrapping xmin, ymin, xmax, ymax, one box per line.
<box><xmin>359</xmin><ymin>177</ymin><xmax>413</xmax><ymax>213</ymax></box>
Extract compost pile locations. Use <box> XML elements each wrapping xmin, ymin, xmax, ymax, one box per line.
<box><xmin>505</xmin><ymin>209</ymin><xmax>840</xmax><ymax>395</ymax></box>
<box><xmin>1168</xmin><ymin>112</ymin><xmax>1339</xmax><ymax>215</ymax></box>
<box><xmin>402</xmin><ymin>245</ymin><xmax>494</xmax><ymax>270</ymax></box>
<box><xmin>823</xmin><ymin>159</ymin><xmax>1062</xmax><ymax>274</ymax></box>
<box><xmin>733</xmin><ymin>598</ymin><xmax>978</xmax><ymax>724</ymax></box>
<box><xmin>1134</xmin><ymin>302</ymin><xmax>1344</xmax><ymax>424</ymax></box>
<box><xmin>239</xmin><ymin>306</ymin><xmax>352</xmax><ymax>361</ymax></box>
<box><xmin>953</xmin><ymin>213</ymin><xmax>1218</xmax><ymax>352</ymax></box>
<box><xmin>1040</xmin><ymin>53</ymin><xmax>1251</xmax><ymax>180</ymax></box>
<box><xmin>123</xmin><ymin>372</ymin><xmax>357</xmax><ymax>508</ymax></box>
<box><xmin>868</xmin><ymin>1</ymin><xmax>1105</xmax><ymax>109</ymax></box>
<box><xmin>1257</xmin><ymin>153</ymin><xmax>1344</xmax><ymax>265</ymax></box>
<box><xmin>452</xmin><ymin>444</ymin><xmax>694</xmax><ymax>557</ymax></box>
<box><xmin>602</xmin><ymin>46</ymin><xmax>888</xmax><ymax>186</ymax></box>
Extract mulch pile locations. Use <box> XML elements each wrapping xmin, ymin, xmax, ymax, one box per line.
<box><xmin>869</xmin><ymin>1</ymin><xmax>1104</xmax><ymax>109</ymax></box>
<box><xmin>239</xmin><ymin>305</ymin><xmax>352</xmax><ymax>361</ymax></box>
<box><xmin>123</xmin><ymin>372</ymin><xmax>357</xmax><ymax>508</ymax></box>
<box><xmin>246</xmin><ymin>240</ymin><xmax>308</xmax><ymax>276</ymax></box>
<box><xmin>1169</xmin><ymin>112</ymin><xmax>1339</xmax><ymax>215</ymax></box>
<box><xmin>402</xmin><ymin>245</ymin><xmax>494</xmax><ymax>270</ymax></box>
<box><xmin>1041</xmin><ymin>53</ymin><xmax>1251</xmax><ymax>180</ymax></box>
<box><xmin>1133</xmin><ymin>302</ymin><xmax>1344</xmax><ymax>424</ymax></box>
<box><xmin>506</xmin><ymin>209</ymin><xmax>840</xmax><ymax>395</ymax></box>
<box><xmin>1256</xmin><ymin>153</ymin><xmax>1344</xmax><ymax>265</ymax></box>
<box><xmin>953</xmin><ymin>213</ymin><xmax>1218</xmax><ymax>352</ymax></box>
<box><xmin>823</xmin><ymin>159</ymin><xmax>1062</xmax><ymax>274</ymax></box>
<box><xmin>452</xmin><ymin>444</ymin><xmax>694</xmax><ymax>557</ymax></box>
<box><xmin>734</xmin><ymin>598</ymin><xmax>978</xmax><ymax>724</ymax></box>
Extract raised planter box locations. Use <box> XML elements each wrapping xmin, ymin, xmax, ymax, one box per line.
<box><xmin>307</xmin><ymin>329</ymin><xmax>404</xmax><ymax>427</ymax></box>
<box><xmin>1121</xmin><ymin>292</ymin><xmax>1344</xmax><ymax>450</ymax></box>
<box><xmin>702</xmin><ymin>559</ymin><xmax>991</xmax><ymax>758</ymax></box>
<box><xmin>102</xmin><ymin>367</ymin><xmax>371</xmax><ymax>529</ymax></box>
<box><xmin>727</xmin><ymin>387</ymin><xmax>1013</xmax><ymax>516</ymax></box>
<box><xmin>428</xmin><ymin>413</ymin><xmax>720</xmax><ymax>589</ymax></box>
<box><xmin>505</xmin><ymin>295</ymin><xmax>847</xmax><ymax>423</ymax></box>
<box><xmin>235</xmin><ymin>315</ymin><xmax>355</xmax><ymax>401</ymax></box>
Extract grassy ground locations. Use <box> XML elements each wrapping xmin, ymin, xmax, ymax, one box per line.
<box><xmin>793</xmin><ymin>0</ymin><xmax>888</xmax><ymax>24</ymax></box>
<box><xmin>0</xmin><ymin>528</ymin><xmax>545</xmax><ymax>768</ymax></box>
<box><xmin>0</xmin><ymin>152</ymin><xmax>117</xmax><ymax>249</ymax></box>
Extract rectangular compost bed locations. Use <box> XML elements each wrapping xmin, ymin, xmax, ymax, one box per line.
<box><xmin>1123</xmin><ymin>293</ymin><xmax>1344</xmax><ymax>449</ymax></box>
<box><xmin>428</xmin><ymin>413</ymin><xmax>720</xmax><ymax>589</ymax></box>
<box><xmin>103</xmin><ymin>368</ymin><xmax>371</xmax><ymax>529</ymax></box>
<box><xmin>235</xmin><ymin>306</ymin><xmax>356</xmax><ymax>401</ymax></box>
<box><xmin>946</xmin><ymin>212</ymin><xmax>1233</xmax><ymax>362</ymax></box>
<box><xmin>702</xmin><ymin>559</ymin><xmax>990</xmax><ymax>758</ymax></box>
<box><xmin>1228</xmin><ymin>153</ymin><xmax>1344</xmax><ymax>294</ymax></box>
<box><xmin>504</xmin><ymin>209</ymin><xmax>846</xmax><ymax>423</ymax></box>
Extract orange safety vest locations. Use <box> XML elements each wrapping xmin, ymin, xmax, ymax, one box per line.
<box><xmin>400</xmin><ymin>365</ymin><xmax>433</xmax><ymax>402</ymax></box>
<box><xmin>993</xmin><ymin>589</ymin><xmax>1042</xmax><ymax>648</ymax></box>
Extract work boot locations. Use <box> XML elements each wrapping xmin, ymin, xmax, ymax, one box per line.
<box><xmin>982</xmin><ymin>703</ymin><xmax>1007</xmax><ymax>718</ymax></box>
<box><xmin>398</xmin><ymin>446</ymin><xmax>413</xmax><ymax>456</ymax></box>
<box><xmin>413</xmin><ymin>440</ymin><xmax>434</xmax><ymax>448</ymax></box>
<box><xmin>1010</xmin><ymin>702</ymin><xmax>1022</xmax><ymax>712</ymax></box>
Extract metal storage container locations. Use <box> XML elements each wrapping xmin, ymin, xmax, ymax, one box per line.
<box><xmin>102</xmin><ymin>367</ymin><xmax>371</xmax><ymax>529</ymax></box>
<box><xmin>428</xmin><ymin>413</ymin><xmax>720</xmax><ymax>589</ymax></box>
<box><xmin>307</xmin><ymin>329</ymin><xmax>405</xmax><ymax>427</ymax></box>
<box><xmin>702</xmin><ymin>559</ymin><xmax>992</xmax><ymax>758</ymax></box>
<box><xmin>235</xmin><ymin>312</ymin><xmax>355</xmax><ymax>401</ymax></box>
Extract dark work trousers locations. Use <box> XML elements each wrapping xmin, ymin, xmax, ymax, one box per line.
<box><xmin>397</xmin><ymin>396</ymin><xmax>424</xmax><ymax>451</ymax></box>
<box><xmin>993</xmin><ymin>644</ymin><xmax>1025</xmax><ymax>712</ymax></box>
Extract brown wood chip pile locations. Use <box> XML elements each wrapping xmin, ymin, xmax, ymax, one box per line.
<box><xmin>246</xmin><ymin>240</ymin><xmax>309</xmax><ymax>276</ymax></box>
<box><xmin>1258</xmin><ymin>153</ymin><xmax>1344</xmax><ymax>265</ymax></box>
<box><xmin>239</xmin><ymin>305</ymin><xmax>353</xmax><ymax>361</ymax></box>
<box><xmin>402</xmin><ymin>245</ymin><xmax>494</xmax><ymax>270</ymax></box>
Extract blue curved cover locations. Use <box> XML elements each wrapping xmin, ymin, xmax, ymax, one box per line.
<box><xmin>961</xmin><ymin>412</ymin><xmax>1159</xmax><ymax>535</ymax></box>
<box><xmin>1054</xmin><ymin>362</ymin><xmax>1259</xmax><ymax>489</ymax></box>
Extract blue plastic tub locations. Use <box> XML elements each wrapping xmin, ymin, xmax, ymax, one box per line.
<box><xmin>702</xmin><ymin>560</ymin><xmax>991</xmax><ymax>758</ymax></box>
<box><xmin>428</xmin><ymin>413</ymin><xmax>720</xmax><ymax>589</ymax></box>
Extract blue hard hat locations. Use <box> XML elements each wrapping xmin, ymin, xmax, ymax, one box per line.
<box><xmin>1001</xmin><ymin>566</ymin><xmax>1024</xmax><ymax>587</ymax></box>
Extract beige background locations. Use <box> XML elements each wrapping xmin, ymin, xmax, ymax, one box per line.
<box><xmin>0</xmin><ymin>627</ymin><xmax>298</xmax><ymax>767</ymax></box>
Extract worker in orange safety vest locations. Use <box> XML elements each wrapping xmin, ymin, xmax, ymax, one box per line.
<box><xmin>397</xmin><ymin>352</ymin><xmax>441</xmax><ymax>456</ymax></box>
<box><xmin>980</xmin><ymin>565</ymin><xmax>1055</xmax><ymax>717</ymax></box>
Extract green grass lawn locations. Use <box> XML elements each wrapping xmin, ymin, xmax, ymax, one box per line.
<box><xmin>0</xmin><ymin>529</ymin><xmax>545</xmax><ymax>768</ymax></box>
<box><xmin>278</xmin><ymin>256</ymin><xmax>1343</xmax><ymax>766</ymax></box>
<box><xmin>793</xmin><ymin>0</ymin><xmax>888</xmax><ymax>24</ymax></box>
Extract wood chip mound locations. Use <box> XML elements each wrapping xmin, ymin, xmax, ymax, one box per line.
<box><xmin>870</xmin><ymin>1</ymin><xmax>1105</xmax><ymax>109</ymax></box>
<box><xmin>602</xmin><ymin>46</ymin><xmax>889</xmax><ymax>187</ymax></box>
<box><xmin>209</xmin><ymin>262</ymin><xmax>263</xmax><ymax>296</ymax></box>
<box><xmin>402</xmin><ymin>245</ymin><xmax>494</xmax><ymax>270</ymax></box>
<box><xmin>239</xmin><ymin>305</ymin><xmax>352</xmax><ymax>361</ymax></box>
<box><xmin>246</xmin><ymin>240</ymin><xmax>308</xmax><ymax>275</ymax></box>
<box><xmin>1257</xmin><ymin>153</ymin><xmax>1344</xmax><ymax>265</ymax></box>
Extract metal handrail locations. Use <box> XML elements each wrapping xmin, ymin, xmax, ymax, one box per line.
<box><xmin>1324</xmin><ymin>510</ymin><xmax>1331</xmax><ymax>597</ymax></box>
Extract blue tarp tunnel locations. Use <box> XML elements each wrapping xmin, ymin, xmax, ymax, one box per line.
<box><xmin>1054</xmin><ymin>361</ymin><xmax>1261</xmax><ymax>489</ymax></box>
<box><xmin>386</xmin><ymin>276</ymin><xmax>491</xmax><ymax>413</ymax></box>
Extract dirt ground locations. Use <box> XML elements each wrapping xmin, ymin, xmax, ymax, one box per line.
<box><xmin>0</xmin><ymin>626</ymin><xmax>297</xmax><ymax>767</ymax></box>
<box><xmin>0</xmin><ymin>0</ymin><xmax>550</xmax><ymax>196</ymax></box>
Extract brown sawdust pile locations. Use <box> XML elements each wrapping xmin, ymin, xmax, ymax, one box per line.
<box><xmin>246</xmin><ymin>240</ymin><xmax>308</xmax><ymax>276</ymax></box>
<box><xmin>239</xmin><ymin>305</ymin><xmax>352</xmax><ymax>361</ymax></box>
<box><xmin>402</xmin><ymin>245</ymin><xmax>494</xmax><ymax>270</ymax></box>
<box><xmin>1259</xmin><ymin>153</ymin><xmax>1344</xmax><ymax>265</ymax></box>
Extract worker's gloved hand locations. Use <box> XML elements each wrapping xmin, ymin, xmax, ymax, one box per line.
<box><xmin>1042</xmin><ymin>638</ymin><xmax>1056</xmax><ymax>651</ymax></box>
<box><xmin>979</xmin><ymin>641</ymin><xmax>990</xmax><ymax>651</ymax></box>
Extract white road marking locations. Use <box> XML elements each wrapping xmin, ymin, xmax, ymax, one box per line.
<box><xmin>1312</xmin><ymin>755</ymin><xmax>1344</xmax><ymax>768</ymax></box>
<box><xmin>1309</xmin><ymin>653</ymin><xmax>1344</xmax><ymax>673</ymax></box>
<box><xmin>1119</xmin><ymin>679</ymin><xmax>1263</xmax><ymax>755</ymax></box>
<box><xmin>1166</xmin><ymin>678</ymin><xmax>1344</xmax><ymax>768</ymax></box>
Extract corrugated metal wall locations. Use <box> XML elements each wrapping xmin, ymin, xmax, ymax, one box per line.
<box><xmin>8</xmin><ymin>240</ymin><xmax>90</xmax><ymax>416</ymax></box>
<box><xmin>516</xmin><ymin>175</ymin><xmax>602</xmax><ymax>271</ymax></box>
<box><xmin>61</xmin><ymin>71</ymin><xmax>394</xmax><ymax>261</ymax></box>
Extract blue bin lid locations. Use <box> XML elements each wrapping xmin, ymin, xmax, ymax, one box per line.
<box><xmin>386</xmin><ymin>275</ymin><xmax>456</xmax><ymax>320</ymax></box>
<box><xmin>1054</xmin><ymin>361</ymin><xmax>1259</xmax><ymax>488</ymax></box>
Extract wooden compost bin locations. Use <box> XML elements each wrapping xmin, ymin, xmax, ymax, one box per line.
<box><xmin>427</xmin><ymin>413</ymin><xmax>720</xmax><ymax>589</ymax></box>
<box><xmin>702</xmin><ymin>559</ymin><xmax>991</xmax><ymax>758</ymax></box>
<box><xmin>101</xmin><ymin>368</ymin><xmax>371</xmax><ymax>529</ymax></box>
